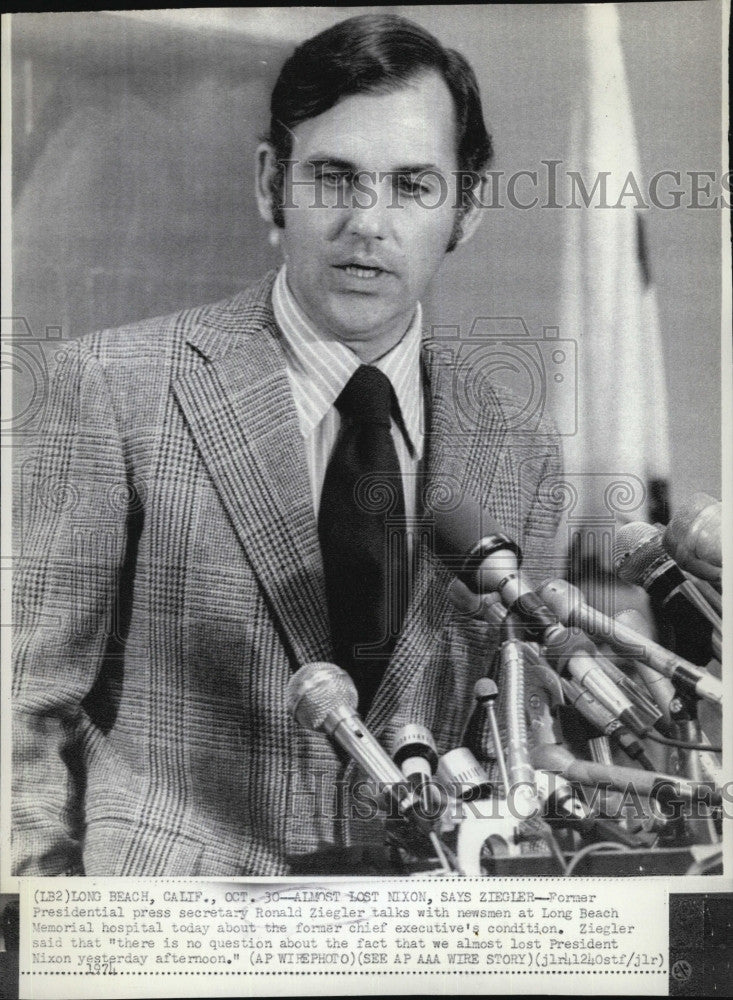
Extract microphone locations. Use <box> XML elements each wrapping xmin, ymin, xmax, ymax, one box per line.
<box><xmin>534</xmin><ymin>769</ymin><xmax>651</xmax><ymax>847</ymax></box>
<box><xmin>538</xmin><ymin>579</ymin><xmax>722</xmax><ymax>706</ymax></box>
<box><xmin>613</xmin><ymin>522</ymin><xmax>716</xmax><ymax>664</ymax></box>
<box><xmin>531</xmin><ymin>743</ymin><xmax>721</xmax><ymax>807</ymax></box>
<box><xmin>471</xmin><ymin>678</ymin><xmax>512</xmax><ymax>797</ymax></box>
<box><xmin>432</xmin><ymin>497</ymin><xmax>521</xmax><ymax>583</ymax></box>
<box><xmin>446</xmin><ymin>577</ymin><xmax>503</xmax><ymax>619</ymax></box>
<box><xmin>433</xmin><ymin>497</ymin><xmax>561</xmax><ymax>641</ymax></box>
<box><xmin>389</xmin><ymin>723</ymin><xmax>439</xmax><ymax>787</ymax></box>
<box><xmin>287</xmin><ymin>661</ymin><xmax>424</xmax><ymax>826</ymax></box>
<box><xmin>471</xmin><ymin>607</ymin><xmax>540</xmax><ymax>816</ymax></box>
<box><xmin>389</xmin><ymin>724</ymin><xmax>442</xmax><ymax>817</ymax></box>
<box><xmin>613</xmin><ymin>608</ymin><xmax>678</xmax><ymax>722</ymax></box>
<box><xmin>663</xmin><ymin>493</ymin><xmax>722</xmax><ymax>585</ymax></box>
<box><xmin>389</xmin><ymin>725</ymin><xmax>453</xmax><ymax>870</ymax></box>
<box><xmin>543</xmin><ymin>630</ymin><xmax>657</xmax><ymax>738</ymax></box>
<box><xmin>559</xmin><ymin>677</ymin><xmax>654</xmax><ymax>769</ymax></box>
<box><xmin>435</xmin><ymin>747</ymin><xmax>492</xmax><ymax>801</ymax></box>
<box><xmin>433</xmin><ymin>500</ymin><xmax>650</xmax><ymax>736</ymax></box>
<box><xmin>536</xmin><ymin>589</ymin><xmax>663</xmax><ymax>728</ymax></box>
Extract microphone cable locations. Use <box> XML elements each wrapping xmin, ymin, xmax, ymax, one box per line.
<box><xmin>643</xmin><ymin>730</ymin><xmax>721</xmax><ymax>753</ymax></box>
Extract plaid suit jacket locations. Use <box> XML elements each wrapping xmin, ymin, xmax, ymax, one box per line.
<box><xmin>12</xmin><ymin>270</ymin><xmax>562</xmax><ymax>876</ymax></box>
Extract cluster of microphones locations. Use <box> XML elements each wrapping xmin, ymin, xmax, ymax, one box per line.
<box><xmin>287</xmin><ymin>492</ymin><xmax>723</xmax><ymax>876</ymax></box>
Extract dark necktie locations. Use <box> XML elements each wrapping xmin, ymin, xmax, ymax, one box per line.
<box><xmin>318</xmin><ymin>365</ymin><xmax>409</xmax><ymax>714</ymax></box>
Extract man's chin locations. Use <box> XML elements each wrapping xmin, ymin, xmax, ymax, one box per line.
<box><xmin>327</xmin><ymin>297</ymin><xmax>414</xmax><ymax>337</ymax></box>
<box><xmin>327</xmin><ymin>317</ymin><xmax>402</xmax><ymax>349</ymax></box>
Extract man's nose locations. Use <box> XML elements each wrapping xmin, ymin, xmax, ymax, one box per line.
<box><xmin>347</xmin><ymin>182</ymin><xmax>391</xmax><ymax>240</ymax></box>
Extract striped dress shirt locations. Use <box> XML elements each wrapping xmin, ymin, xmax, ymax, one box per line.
<box><xmin>271</xmin><ymin>265</ymin><xmax>424</xmax><ymax>520</ymax></box>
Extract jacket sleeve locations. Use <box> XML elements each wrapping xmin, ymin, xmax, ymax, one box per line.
<box><xmin>12</xmin><ymin>338</ymin><xmax>128</xmax><ymax>875</ymax></box>
<box><xmin>519</xmin><ymin>433</ymin><xmax>565</xmax><ymax>588</ymax></box>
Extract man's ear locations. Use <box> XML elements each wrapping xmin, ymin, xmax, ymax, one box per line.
<box><xmin>452</xmin><ymin>173</ymin><xmax>489</xmax><ymax>248</ymax></box>
<box><xmin>255</xmin><ymin>142</ymin><xmax>279</xmax><ymax>225</ymax></box>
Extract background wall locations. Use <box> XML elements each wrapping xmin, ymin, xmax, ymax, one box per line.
<box><xmin>10</xmin><ymin>4</ymin><xmax>724</xmax><ymax>509</ymax></box>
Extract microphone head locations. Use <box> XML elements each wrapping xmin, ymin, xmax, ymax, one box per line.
<box><xmin>613</xmin><ymin>522</ymin><xmax>667</xmax><ymax>586</ymax></box>
<box><xmin>430</xmin><ymin>495</ymin><xmax>521</xmax><ymax>591</ymax></box>
<box><xmin>473</xmin><ymin>677</ymin><xmax>498</xmax><ymax>704</ymax></box>
<box><xmin>286</xmin><ymin>661</ymin><xmax>358</xmax><ymax>733</ymax></box>
<box><xmin>663</xmin><ymin>492</ymin><xmax>722</xmax><ymax>581</ymax></box>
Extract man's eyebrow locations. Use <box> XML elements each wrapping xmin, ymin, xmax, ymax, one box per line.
<box><xmin>302</xmin><ymin>157</ymin><xmax>444</xmax><ymax>175</ymax></box>
<box><xmin>304</xmin><ymin>157</ymin><xmax>357</xmax><ymax>172</ymax></box>
<box><xmin>389</xmin><ymin>164</ymin><xmax>443</xmax><ymax>175</ymax></box>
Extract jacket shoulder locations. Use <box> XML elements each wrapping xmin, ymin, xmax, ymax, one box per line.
<box><xmin>79</xmin><ymin>270</ymin><xmax>278</xmax><ymax>370</ymax></box>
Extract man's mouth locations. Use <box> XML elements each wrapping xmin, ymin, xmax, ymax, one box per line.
<box><xmin>334</xmin><ymin>263</ymin><xmax>389</xmax><ymax>280</ymax></box>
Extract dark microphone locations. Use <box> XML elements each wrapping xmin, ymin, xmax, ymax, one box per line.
<box><xmin>433</xmin><ymin>496</ymin><xmax>564</xmax><ymax>641</ymax></box>
<box><xmin>663</xmin><ymin>493</ymin><xmax>722</xmax><ymax>585</ymax></box>
<box><xmin>538</xmin><ymin>579</ymin><xmax>722</xmax><ymax>706</ymax></box>
<box><xmin>613</xmin><ymin>522</ymin><xmax>714</xmax><ymax>664</ymax></box>
<box><xmin>287</xmin><ymin>661</ymin><xmax>424</xmax><ymax>826</ymax></box>
<box><xmin>433</xmin><ymin>500</ymin><xmax>649</xmax><ymax>736</ymax></box>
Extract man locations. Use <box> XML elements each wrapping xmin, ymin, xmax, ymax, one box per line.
<box><xmin>13</xmin><ymin>13</ymin><xmax>561</xmax><ymax>876</ymax></box>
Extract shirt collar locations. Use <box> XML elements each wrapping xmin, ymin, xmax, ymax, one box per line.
<box><xmin>272</xmin><ymin>265</ymin><xmax>424</xmax><ymax>457</ymax></box>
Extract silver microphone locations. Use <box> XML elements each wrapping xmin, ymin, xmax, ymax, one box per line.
<box><xmin>614</xmin><ymin>521</ymin><xmax>721</xmax><ymax>631</ymax></box>
<box><xmin>287</xmin><ymin>661</ymin><xmax>419</xmax><ymax>820</ymax></box>
<box><xmin>613</xmin><ymin>607</ymin><xmax>678</xmax><ymax>722</ymax></box>
<box><xmin>538</xmin><ymin>578</ymin><xmax>721</xmax><ymax>705</ymax></box>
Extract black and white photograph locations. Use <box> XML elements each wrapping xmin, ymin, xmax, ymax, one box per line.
<box><xmin>2</xmin><ymin>4</ymin><xmax>730</xmax><ymax>995</ymax></box>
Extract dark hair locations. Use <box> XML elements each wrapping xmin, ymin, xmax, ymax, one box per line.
<box><xmin>266</xmin><ymin>13</ymin><xmax>493</xmax><ymax>236</ymax></box>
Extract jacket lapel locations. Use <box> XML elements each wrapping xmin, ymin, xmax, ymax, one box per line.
<box><xmin>172</xmin><ymin>279</ymin><xmax>332</xmax><ymax>667</ymax></box>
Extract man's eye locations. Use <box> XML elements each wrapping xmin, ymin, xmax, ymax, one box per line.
<box><xmin>396</xmin><ymin>174</ymin><xmax>431</xmax><ymax>197</ymax></box>
<box><xmin>319</xmin><ymin>170</ymin><xmax>350</xmax><ymax>187</ymax></box>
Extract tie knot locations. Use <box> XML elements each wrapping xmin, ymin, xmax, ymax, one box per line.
<box><xmin>336</xmin><ymin>365</ymin><xmax>395</xmax><ymax>425</ymax></box>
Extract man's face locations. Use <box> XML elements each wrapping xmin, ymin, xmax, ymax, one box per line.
<box><xmin>274</xmin><ymin>71</ymin><xmax>463</xmax><ymax>361</ymax></box>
